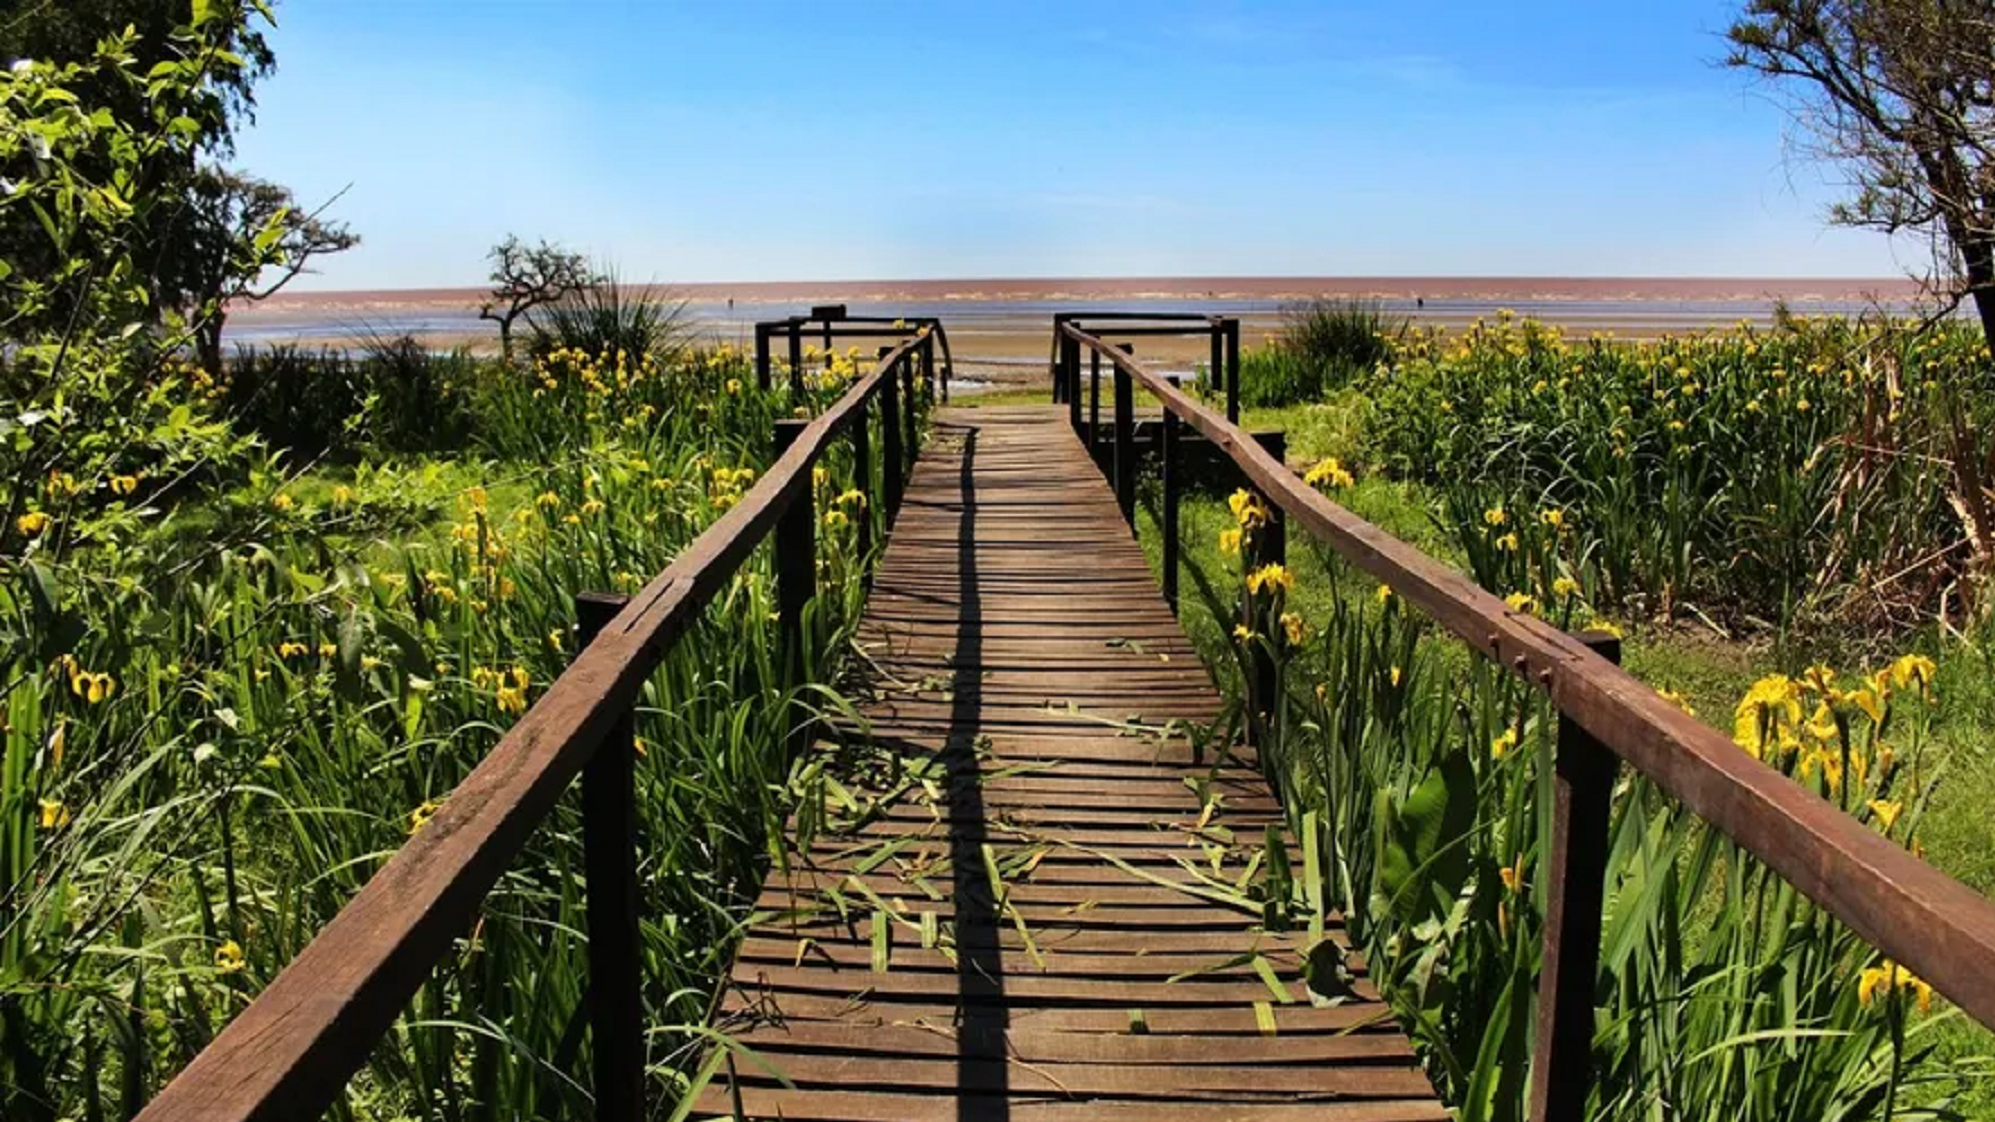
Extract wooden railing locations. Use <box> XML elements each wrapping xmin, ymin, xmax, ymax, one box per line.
<box><xmin>755</xmin><ymin>304</ymin><xmax>957</xmax><ymax>402</ymax></box>
<box><xmin>1057</xmin><ymin>321</ymin><xmax>1995</xmax><ymax>1122</ymax></box>
<box><xmin>134</xmin><ymin>331</ymin><xmax>939</xmax><ymax>1122</ymax></box>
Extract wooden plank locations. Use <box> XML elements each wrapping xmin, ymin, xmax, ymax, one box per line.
<box><xmin>703</xmin><ymin>404</ymin><xmax>1439</xmax><ymax>1117</ymax></box>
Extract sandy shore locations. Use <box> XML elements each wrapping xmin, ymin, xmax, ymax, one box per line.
<box><xmin>229</xmin><ymin>276</ymin><xmax>1931</xmax><ymax>391</ymax></box>
<box><xmin>246</xmin><ymin>275</ymin><xmax>1922</xmax><ymax>315</ymax></box>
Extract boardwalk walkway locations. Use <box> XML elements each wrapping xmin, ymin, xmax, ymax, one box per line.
<box><xmin>704</xmin><ymin>406</ymin><xmax>1445</xmax><ymax>1120</ymax></box>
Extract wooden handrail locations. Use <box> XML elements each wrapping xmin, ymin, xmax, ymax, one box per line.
<box><xmin>135</xmin><ymin>333</ymin><xmax>933</xmax><ymax>1122</ymax></box>
<box><xmin>1060</xmin><ymin>321</ymin><xmax>1995</xmax><ymax>1036</ymax></box>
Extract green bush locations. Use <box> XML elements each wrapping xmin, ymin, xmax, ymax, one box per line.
<box><xmin>1228</xmin><ymin>300</ymin><xmax>1403</xmax><ymax>408</ymax></box>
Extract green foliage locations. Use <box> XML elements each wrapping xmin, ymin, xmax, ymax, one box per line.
<box><xmin>1364</xmin><ymin>314</ymin><xmax>1995</xmax><ymax>631</ymax></box>
<box><xmin>525</xmin><ymin>273</ymin><xmax>692</xmax><ymax>373</ymax></box>
<box><xmin>1169</xmin><ymin>491</ymin><xmax>1983</xmax><ymax>1119</ymax></box>
<box><xmin>1223</xmin><ymin>300</ymin><xmax>1403</xmax><ymax>408</ymax></box>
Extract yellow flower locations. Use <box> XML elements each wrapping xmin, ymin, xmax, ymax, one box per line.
<box><xmin>1483</xmin><ymin>507</ymin><xmax>1507</xmax><ymax>527</ymax></box>
<box><xmin>1494</xmin><ymin>532</ymin><xmax>1519</xmax><ymax>552</ymax></box>
<box><xmin>1541</xmin><ymin>508</ymin><xmax>1565</xmax><ymax>529</ymax></box>
<box><xmin>496</xmin><ymin>685</ymin><xmax>527</xmax><ymax>714</ymax></box>
<box><xmin>1232</xmin><ymin>624</ymin><xmax>1256</xmax><ymax>643</ymax></box>
<box><xmin>17</xmin><ymin>510</ymin><xmax>50</xmax><ymax>536</ymax></box>
<box><xmin>1389</xmin><ymin>665</ymin><xmax>1403</xmax><ymax>687</ymax></box>
<box><xmin>37</xmin><ymin>798</ymin><xmax>70</xmax><ymax>830</ymax></box>
<box><xmin>1847</xmin><ymin>687</ymin><xmax>1884</xmax><ymax>724</ymax></box>
<box><xmin>837</xmin><ymin>488</ymin><xmax>867</xmax><ymax>509</ymax></box>
<box><xmin>725</xmin><ymin>378</ymin><xmax>742</xmax><ymax>394</ymax></box>
<box><xmin>1246</xmin><ymin>564</ymin><xmax>1293</xmax><ymax>596</ymax></box>
<box><xmin>1218</xmin><ymin>528</ymin><xmax>1243</xmax><ymax>555</ymax></box>
<box><xmin>1890</xmin><ymin>654</ymin><xmax>1937</xmax><ymax>695</ymax></box>
<box><xmin>271</xmin><ymin>493</ymin><xmax>294</xmax><ymax>511</ymax></box>
<box><xmin>317</xmin><ymin>642</ymin><xmax>338</xmax><ymax>659</ymax></box>
<box><xmin>536</xmin><ymin>491</ymin><xmax>561</xmax><ymax>509</ymax></box>
<box><xmin>1591</xmin><ymin>620</ymin><xmax>1624</xmax><ymax>639</ymax></box>
<box><xmin>1656</xmin><ymin>688</ymin><xmax>1696</xmax><ymax>717</ymax></box>
<box><xmin>1303</xmin><ymin>458</ymin><xmax>1355</xmax><ymax>489</ymax></box>
<box><xmin>69</xmin><ymin>670</ymin><xmax>115</xmax><ymax>704</ymax></box>
<box><xmin>465</xmin><ymin>486</ymin><xmax>488</xmax><ymax>512</ymax></box>
<box><xmin>1733</xmin><ymin>674</ymin><xmax>1803</xmax><ymax>760</ymax></box>
<box><xmin>276</xmin><ymin>641</ymin><xmax>308</xmax><ymax>660</ymax></box>
<box><xmin>1498</xmin><ymin>853</ymin><xmax>1527</xmax><ymax>894</ymax></box>
<box><xmin>1858</xmin><ymin>960</ymin><xmax>1933</xmax><ymax>1013</ymax></box>
<box><xmin>408</xmin><ymin>798</ymin><xmax>443</xmax><ymax>835</ymax></box>
<box><xmin>1376</xmin><ymin>583</ymin><xmax>1394</xmax><ymax>604</ymax></box>
<box><xmin>1227</xmin><ymin>489</ymin><xmax>1267</xmax><ymax>529</ymax></box>
<box><xmin>1280</xmin><ymin>612</ymin><xmax>1306</xmax><ymax>645</ymax></box>
<box><xmin>1490</xmin><ymin>726</ymin><xmax>1519</xmax><ymax>759</ymax></box>
<box><xmin>331</xmin><ymin>484</ymin><xmax>353</xmax><ymax>506</ymax></box>
<box><xmin>214</xmin><ymin>939</ymin><xmax>246</xmax><ymax>974</ymax></box>
<box><xmin>580</xmin><ymin>498</ymin><xmax>605</xmax><ymax>516</ymax></box>
<box><xmin>547</xmin><ymin>629</ymin><xmax>565</xmax><ymax>652</ymax></box>
<box><xmin>1503</xmin><ymin>592</ymin><xmax>1536</xmax><ymax>615</ymax></box>
<box><xmin>1867</xmin><ymin>799</ymin><xmax>1904</xmax><ymax>832</ymax></box>
<box><xmin>1552</xmin><ymin>576</ymin><xmax>1580</xmax><ymax>599</ymax></box>
<box><xmin>824</xmin><ymin>509</ymin><xmax>849</xmax><ymax>530</ymax></box>
<box><xmin>110</xmin><ymin>474</ymin><xmax>139</xmax><ymax>496</ymax></box>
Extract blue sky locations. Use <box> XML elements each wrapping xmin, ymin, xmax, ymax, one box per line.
<box><xmin>235</xmin><ymin>0</ymin><xmax>1909</xmax><ymax>290</ymax></box>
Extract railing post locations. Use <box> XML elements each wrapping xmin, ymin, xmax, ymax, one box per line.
<box><xmin>1063</xmin><ymin>333</ymin><xmax>1081</xmax><ymax>435</ymax></box>
<box><xmin>1531</xmin><ymin>630</ymin><xmax>1621</xmax><ymax>1122</ymax></box>
<box><xmin>881</xmin><ymin>360</ymin><xmax>904</xmax><ymax>522</ymax></box>
<box><xmin>1088</xmin><ymin>348</ymin><xmax>1102</xmax><ymax>460</ymax></box>
<box><xmin>1209</xmin><ymin>322</ymin><xmax>1224</xmax><ymax>403</ymax></box>
<box><xmin>900</xmin><ymin>352</ymin><xmax>919</xmax><ymax>463</ymax></box>
<box><xmin>787</xmin><ymin>322</ymin><xmax>804</xmax><ymax>398</ymax></box>
<box><xmin>1113</xmin><ymin>357</ymin><xmax>1135</xmax><ymax>528</ymax></box>
<box><xmin>920</xmin><ymin>334</ymin><xmax>935</xmax><ymax>406</ymax></box>
<box><xmin>1161</xmin><ymin>381</ymin><xmax>1180</xmax><ymax>613</ymax></box>
<box><xmin>754</xmin><ymin>324</ymin><xmax>772</xmax><ymax>392</ymax></box>
<box><xmin>572</xmin><ymin>592</ymin><xmax>643</xmax><ymax>1122</ymax></box>
<box><xmin>851</xmin><ymin>384</ymin><xmax>874</xmax><ymax>572</ymax></box>
<box><xmin>1225</xmin><ymin>318</ymin><xmax>1242</xmax><ymax>425</ymax></box>
<box><xmin>773</xmin><ymin>420</ymin><xmax>815</xmax><ymax>762</ymax></box>
<box><xmin>1244</xmin><ymin>431</ymin><xmax>1284</xmax><ymax>747</ymax></box>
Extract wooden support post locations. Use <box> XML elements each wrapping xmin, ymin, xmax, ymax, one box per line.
<box><xmin>901</xmin><ymin>353</ymin><xmax>919</xmax><ymax>463</ymax></box>
<box><xmin>851</xmin><ymin>389</ymin><xmax>873</xmax><ymax>573</ymax></box>
<box><xmin>1530</xmin><ymin>630</ymin><xmax>1621</xmax><ymax>1122</ymax></box>
<box><xmin>1209</xmin><ymin>325</ymin><xmax>1224</xmax><ymax>402</ymax></box>
<box><xmin>881</xmin><ymin>362</ymin><xmax>904</xmax><ymax>522</ymax></box>
<box><xmin>1161</xmin><ymin>388</ymin><xmax>1180</xmax><ymax>613</ymax></box>
<box><xmin>1225</xmin><ymin>319</ymin><xmax>1242</xmax><ymax>426</ymax></box>
<box><xmin>773</xmin><ymin>421</ymin><xmax>815</xmax><ymax>761</ymax></box>
<box><xmin>1064</xmin><ymin>335</ymin><xmax>1081</xmax><ymax>435</ymax></box>
<box><xmin>1089</xmin><ymin>349</ymin><xmax>1102</xmax><ymax>459</ymax></box>
<box><xmin>1113</xmin><ymin>361</ymin><xmax>1135</xmax><ymax>528</ymax></box>
<box><xmin>920</xmin><ymin>335</ymin><xmax>935</xmax><ymax>406</ymax></box>
<box><xmin>572</xmin><ymin>592</ymin><xmax>644</xmax><ymax>1122</ymax></box>
<box><xmin>787</xmin><ymin>323</ymin><xmax>804</xmax><ymax>398</ymax></box>
<box><xmin>754</xmin><ymin>324</ymin><xmax>772</xmax><ymax>392</ymax></box>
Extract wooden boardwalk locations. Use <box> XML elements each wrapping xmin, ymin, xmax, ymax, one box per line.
<box><xmin>703</xmin><ymin>406</ymin><xmax>1445</xmax><ymax>1121</ymax></box>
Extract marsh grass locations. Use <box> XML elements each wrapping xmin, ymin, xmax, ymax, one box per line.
<box><xmin>0</xmin><ymin>339</ymin><xmax>919</xmax><ymax>1119</ymax></box>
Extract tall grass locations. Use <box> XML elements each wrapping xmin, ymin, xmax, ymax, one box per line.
<box><xmin>0</xmin><ymin>341</ymin><xmax>912</xmax><ymax>1118</ymax></box>
<box><xmin>1364</xmin><ymin>314</ymin><xmax>1995</xmax><ymax>633</ymax></box>
<box><xmin>1224</xmin><ymin>299</ymin><xmax>1403</xmax><ymax>408</ymax></box>
<box><xmin>1162</xmin><ymin>483</ymin><xmax>1984</xmax><ymax>1119</ymax></box>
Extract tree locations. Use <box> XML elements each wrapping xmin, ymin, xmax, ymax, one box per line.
<box><xmin>177</xmin><ymin>171</ymin><xmax>360</xmax><ymax>373</ymax></box>
<box><xmin>479</xmin><ymin>236</ymin><xmax>598</xmax><ymax>361</ymax></box>
<box><xmin>1728</xmin><ymin>1</ymin><xmax>1995</xmax><ymax>340</ymax></box>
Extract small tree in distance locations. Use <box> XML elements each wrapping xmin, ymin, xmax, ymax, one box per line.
<box><xmin>1727</xmin><ymin>1</ymin><xmax>1995</xmax><ymax>341</ymax></box>
<box><xmin>480</xmin><ymin>235</ymin><xmax>598</xmax><ymax>361</ymax></box>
